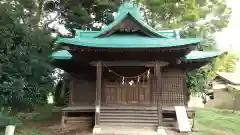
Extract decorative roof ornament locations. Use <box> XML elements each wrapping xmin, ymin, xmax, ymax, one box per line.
<box><xmin>174</xmin><ymin>29</ymin><xmax>181</xmax><ymax>39</ymax></box>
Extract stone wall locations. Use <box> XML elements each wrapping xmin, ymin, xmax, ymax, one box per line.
<box><xmin>205</xmin><ymin>89</ymin><xmax>240</xmax><ymax>110</ymax></box>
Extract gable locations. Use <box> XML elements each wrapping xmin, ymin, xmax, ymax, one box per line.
<box><xmin>102</xmin><ymin>15</ymin><xmax>155</xmax><ymax>37</ymax></box>
<box><xmin>96</xmin><ymin>14</ymin><xmax>168</xmax><ymax>38</ymax></box>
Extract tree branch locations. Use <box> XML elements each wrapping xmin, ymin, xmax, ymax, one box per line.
<box><xmin>43</xmin><ymin>11</ymin><xmax>60</xmax><ymax>30</ymax></box>
<box><xmin>33</xmin><ymin>0</ymin><xmax>45</xmax><ymax>25</ymax></box>
<box><xmin>143</xmin><ymin>9</ymin><xmax>150</xmax><ymax>25</ymax></box>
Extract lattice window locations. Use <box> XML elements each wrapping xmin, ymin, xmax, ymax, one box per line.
<box><xmin>162</xmin><ymin>91</ymin><xmax>184</xmax><ymax>106</ymax></box>
<box><xmin>161</xmin><ymin>77</ymin><xmax>184</xmax><ymax>106</ymax></box>
<box><xmin>162</xmin><ymin>77</ymin><xmax>183</xmax><ymax>92</ymax></box>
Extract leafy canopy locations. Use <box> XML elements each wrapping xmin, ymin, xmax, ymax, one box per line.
<box><xmin>136</xmin><ymin>0</ymin><xmax>230</xmax><ymax>92</ymax></box>
<box><xmin>0</xmin><ymin>0</ymin><xmax>55</xmax><ymax>111</ymax></box>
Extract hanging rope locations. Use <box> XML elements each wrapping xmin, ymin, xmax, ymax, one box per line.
<box><xmin>103</xmin><ymin>62</ymin><xmax>151</xmax><ymax>79</ymax></box>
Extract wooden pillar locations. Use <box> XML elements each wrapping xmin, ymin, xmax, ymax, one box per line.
<box><xmin>155</xmin><ymin>61</ymin><xmax>163</xmax><ymax>128</ymax></box>
<box><xmin>93</xmin><ymin>61</ymin><xmax>102</xmax><ymax>134</ymax></box>
<box><xmin>183</xmin><ymin>72</ymin><xmax>188</xmax><ymax>106</ymax></box>
<box><xmin>69</xmin><ymin>77</ymin><xmax>74</xmax><ymax>105</ymax></box>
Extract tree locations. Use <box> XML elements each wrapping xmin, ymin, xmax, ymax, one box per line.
<box><xmin>45</xmin><ymin>0</ymin><xmax>123</xmax><ymax>31</ymax></box>
<box><xmin>218</xmin><ymin>52</ymin><xmax>239</xmax><ymax>72</ymax></box>
<box><xmin>0</xmin><ymin>0</ymin><xmax>56</xmax><ymax>111</ymax></box>
<box><xmin>138</xmin><ymin>0</ymin><xmax>230</xmax><ymax>34</ymax></box>
<box><xmin>136</xmin><ymin>0</ymin><xmax>230</xmax><ymax>93</ymax></box>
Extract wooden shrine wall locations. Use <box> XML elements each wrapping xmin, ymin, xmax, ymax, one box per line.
<box><xmin>69</xmin><ymin>68</ymin><xmax>187</xmax><ymax>107</ymax></box>
<box><xmin>69</xmin><ymin>74</ymin><xmax>96</xmax><ymax>106</ymax></box>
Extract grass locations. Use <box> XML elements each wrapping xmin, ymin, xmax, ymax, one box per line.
<box><xmin>0</xmin><ymin>128</ymin><xmax>50</xmax><ymax>135</ymax></box>
<box><xmin>191</xmin><ymin>108</ymin><xmax>240</xmax><ymax>135</ymax></box>
<box><xmin>0</xmin><ymin>105</ymin><xmax>60</xmax><ymax>135</ymax></box>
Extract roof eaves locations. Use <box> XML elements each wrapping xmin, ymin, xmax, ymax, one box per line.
<box><xmin>217</xmin><ymin>72</ymin><xmax>240</xmax><ymax>85</ymax></box>
<box><xmin>55</xmin><ymin>37</ymin><xmax>200</xmax><ymax>48</ymax></box>
<box><xmin>49</xmin><ymin>50</ymin><xmax>72</xmax><ymax>60</ymax></box>
<box><xmin>184</xmin><ymin>51</ymin><xmax>222</xmax><ymax>60</ymax></box>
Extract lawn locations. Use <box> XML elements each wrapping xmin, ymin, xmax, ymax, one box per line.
<box><xmin>0</xmin><ymin>107</ymin><xmax>240</xmax><ymax>135</ymax></box>
<box><xmin>190</xmin><ymin>108</ymin><xmax>240</xmax><ymax>135</ymax></box>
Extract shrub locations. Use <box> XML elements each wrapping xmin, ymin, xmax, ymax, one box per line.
<box><xmin>0</xmin><ymin>108</ymin><xmax>22</xmax><ymax>129</ymax></box>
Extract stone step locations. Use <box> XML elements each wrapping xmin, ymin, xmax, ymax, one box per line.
<box><xmin>100</xmin><ymin>113</ymin><xmax>157</xmax><ymax>117</ymax></box>
<box><xmin>100</xmin><ymin>115</ymin><xmax>157</xmax><ymax>120</ymax></box>
<box><xmin>101</xmin><ymin>107</ymin><xmax>158</xmax><ymax>111</ymax></box>
<box><xmin>101</xmin><ymin>110</ymin><xmax>157</xmax><ymax>114</ymax></box>
<box><xmin>100</xmin><ymin>118</ymin><xmax>158</xmax><ymax>123</ymax></box>
<box><xmin>100</xmin><ymin>122</ymin><xmax>157</xmax><ymax>127</ymax></box>
<box><xmin>99</xmin><ymin>126</ymin><xmax>157</xmax><ymax>135</ymax></box>
<box><xmin>100</xmin><ymin>121</ymin><xmax>176</xmax><ymax>128</ymax></box>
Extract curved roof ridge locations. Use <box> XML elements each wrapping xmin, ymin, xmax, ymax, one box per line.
<box><xmin>56</xmin><ymin>36</ymin><xmax>200</xmax><ymax>48</ymax></box>
<box><xmin>94</xmin><ymin>2</ymin><xmax>169</xmax><ymax>38</ymax></box>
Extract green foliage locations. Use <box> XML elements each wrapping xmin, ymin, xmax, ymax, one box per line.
<box><xmin>54</xmin><ymin>79</ymin><xmax>70</xmax><ymax>106</ymax></box>
<box><xmin>0</xmin><ymin>1</ymin><xmax>54</xmax><ymax>111</ymax></box>
<box><xmin>46</xmin><ymin>0</ymin><xmax>123</xmax><ymax>31</ymax></box>
<box><xmin>187</xmin><ymin>65</ymin><xmax>213</xmax><ymax>93</ymax></box>
<box><xmin>218</xmin><ymin>52</ymin><xmax>239</xmax><ymax>72</ymax></box>
<box><xmin>138</xmin><ymin>0</ymin><xmax>230</xmax><ymax>35</ymax></box>
<box><xmin>207</xmin><ymin>52</ymin><xmax>239</xmax><ymax>80</ymax></box>
<box><xmin>134</xmin><ymin>0</ymin><xmax>230</xmax><ymax>93</ymax></box>
<box><xmin>29</xmin><ymin>105</ymin><xmax>56</xmax><ymax>122</ymax></box>
<box><xmin>0</xmin><ymin>108</ymin><xmax>22</xmax><ymax>129</ymax></box>
<box><xmin>0</xmin><ymin>128</ymin><xmax>50</xmax><ymax>135</ymax></box>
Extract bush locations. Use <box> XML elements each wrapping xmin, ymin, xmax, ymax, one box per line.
<box><xmin>29</xmin><ymin>105</ymin><xmax>56</xmax><ymax>122</ymax></box>
<box><xmin>0</xmin><ymin>108</ymin><xmax>22</xmax><ymax>129</ymax></box>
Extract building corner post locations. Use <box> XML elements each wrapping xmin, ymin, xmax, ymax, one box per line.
<box><xmin>93</xmin><ymin>61</ymin><xmax>102</xmax><ymax>134</ymax></box>
<box><xmin>155</xmin><ymin>61</ymin><xmax>164</xmax><ymax>131</ymax></box>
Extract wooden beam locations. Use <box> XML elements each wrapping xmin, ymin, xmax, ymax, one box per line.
<box><xmin>69</xmin><ymin>78</ymin><xmax>74</xmax><ymax>105</ymax></box>
<box><xmin>90</xmin><ymin>61</ymin><xmax>168</xmax><ymax>67</ymax></box>
<box><xmin>95</xmin><ymin>61</ymin><xmax>102</xmax><ymax>127</ymax></box>
<box><xmin>155</xmin><ymin>61</ymin><xmax>163</xmax><ymax>127</ymax></box>
<box><xmin>183</xmin><ymin>72</ymin><xmax>188</xmax><ymax>106</ymax></box>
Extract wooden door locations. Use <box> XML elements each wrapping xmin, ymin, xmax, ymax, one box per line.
<box><xmin>103</xmin><ymin>81</ymin><xmax>127</xmax><ymax>104</ymax></box>
<box><xmin>127</xmin><ymin>85</ymin><xmax>139</xmax><ymax>104</ymax></box>
<box><xmin>103</xmin><ymin>80</ymin><xmax>151</xmax><ymax>105</ymax></box>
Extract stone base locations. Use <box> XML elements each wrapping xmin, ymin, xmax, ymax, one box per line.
<box><xmin>93</xmin><ymin>126</ymin><xmax>101</xmax><ymax>134</ymax></box>
<box><xmin>157</xmin><ymin>127</ymin><xmax>167</xmax><ymax>135</ymax></box>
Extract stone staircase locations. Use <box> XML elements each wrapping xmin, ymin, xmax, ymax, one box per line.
<box><xmin>100</xmin><ymin>106</ymin><xmax>178</xmax><ymax>131</ymax></box>
<box><xmin>100</xmin><ymin>107</ymin><xmax>158</xmax><ymax>129</ymax></box>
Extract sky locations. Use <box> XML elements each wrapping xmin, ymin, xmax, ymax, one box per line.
<box><xmin>215</xmin><ymin>0</ymin><xmax>240</xmax><ymax>51</ymax></box>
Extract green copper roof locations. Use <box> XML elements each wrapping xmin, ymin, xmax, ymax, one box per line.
<box><xmin>50</xmin><ymin>50</ymin><xmax>221</xmax><ymax>61</ymax></box>
<box><xmin>184</xmin><ymin>51</ymin><xmax>222</xmax><ymax>60</ymax></box>
<box><xmin>57</xmin><ymin>35</ymin><xmax>201</xmax><ymax>48</ymax></box>
<box><xmin>94</xmin><ymin>2</ymin><xmax>168</xmax><ymax>38</ymax></box>
<box><xmin>49</xmin><ymin>50</ymin><xmax>72</xmax><ymax>60</ymax></box>
<box><xmin>55</xmin><ymin>2</ymin><xmax>201</xmax><ymax>49</ymax></box>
